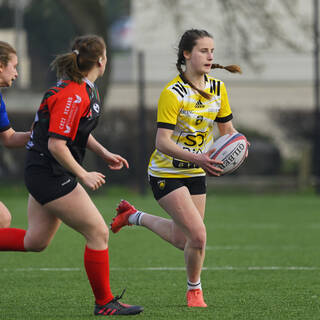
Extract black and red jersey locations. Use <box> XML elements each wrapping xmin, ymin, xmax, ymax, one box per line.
<box><xmin>26</xmin><ymin>78</ymin><xmax>101</xmax><ymax>175</ymax></box>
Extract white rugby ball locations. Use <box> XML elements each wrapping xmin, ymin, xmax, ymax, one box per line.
<box><xmin>210</xmin><ymin>132</ymin><xmax>248</xmax><ymax>175</ymax></box>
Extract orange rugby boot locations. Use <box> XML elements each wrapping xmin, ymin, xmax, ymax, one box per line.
<box><xmin>186</xmin><ymin>289</ymin><xmax>208</xmax><ymax>307</ymax></box>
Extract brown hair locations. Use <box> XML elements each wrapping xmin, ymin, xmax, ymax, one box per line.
<box><xmin>50</xmin><ymin>34</ymin><xmax>106</xmax><ymax>84</ymax></box>
<box><xmin>0</xmin><ymin>41</ymin><xmax>16</xmax><ymax>67</ymax></box>
<box><xmin>176</xmin><ymin>29</ymin><xmax>241</xmax><ymax>99</ymax></box>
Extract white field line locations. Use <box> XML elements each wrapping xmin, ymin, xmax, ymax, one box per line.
<box><xmin>205</xmin><ymin>245</ymin><xmax>303</xmax><ymax>250</ymax></box>
<box><xmin>1</xmin><ymin>266</ymin><xmax>319</xmax><ymax>272</ymax></box>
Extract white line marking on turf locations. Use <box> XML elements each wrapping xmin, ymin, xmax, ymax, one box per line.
<box><xmin>212</xmin><ymin>224</ymin><xmax>281</xmax><ymax>229</ymax></box>
<box><xmin>206</xmin><ymin>245</ymin><xmax>302</xmax><ymax>250</ymax></box>
<box><xmin>2</xmin><ymin>267</ymin><xmax>81</xmax><ymax>272</ymax></box>
<box><xmin>3</xmin><ymin>266</ymin><xmax>319</xmax><ymax>272</ymax></box>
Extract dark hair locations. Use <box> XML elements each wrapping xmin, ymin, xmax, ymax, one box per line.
<box><xmin>0</xmin><ymin>41</ymin><xmax>16</xmax><ymax>67</ymax></box>
<box><xmin>176</xmin><ymin>29</ymin><xmax>241</xmax><ymax>99</ymax></box>
<box><xmin>51</xmin><ymin>34</ymin><xmax>106</xmax><ymax>84</ymax></box>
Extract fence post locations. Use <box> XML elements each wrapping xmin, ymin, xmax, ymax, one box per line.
<box><xmin>137</xmin><ymin>51</ymin><xmax>147</xmax><ymax>195</ymax></box>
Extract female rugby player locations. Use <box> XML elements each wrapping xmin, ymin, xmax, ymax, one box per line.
<box><xmin>0</xmin><ymin>41</ymin><xmax>31</xmax><ymax>228</ymax></box>
<box><xmin>0</xmin><ymin>35</ymin><xmax>143</xmax><ymax>316</ymax></box>
<box><xmin>111</xmin><ymin>29</ymin><xmax>242</xmax><ymax>308</ymax></box>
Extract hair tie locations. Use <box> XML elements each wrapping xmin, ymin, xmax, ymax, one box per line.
<box><xmin>73</xmin><ymin>49</ymin><xmax>79</xmax><ymax>55</ymax></box>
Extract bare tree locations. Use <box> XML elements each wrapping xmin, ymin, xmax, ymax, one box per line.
<box><xmin>141</xmin><ymin>0</ymin><xmax>310</xmax><ymax>69</ymax></box>
<box><xmin>55</xmin><ymin>0</ymin><xmax>110</xmax><ymax>109</ymax></box>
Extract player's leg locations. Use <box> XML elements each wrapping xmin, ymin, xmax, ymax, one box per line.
<box><xmin>23</xmin><ymin>194</ymin><xmax>61</xmax><ymax>251</ymax></box>
<box><xmin>111</xmin><ymin>177</ymin><xmax>187</xmax><ymax>249</ymax></box>
<box><xmin>158</xmin><ymin>188</ymin><xmax>206</xmax><ymax>282</ymax></box>
<box><xmin>0</xmin><ymin>194</ymin><xmax>61</xmax><ymax>251</ymax></box>
<box><xmin>43</xmin><ymin>183</ymin><xmax>143</xmax><ymax>315</ymax></box>
<box><xmin>140</xmin><ymin>213</ymin><xmax>186</xmax><ymax>250</ymax></box>
<box><xmin>159</xmin><ymin>189</ymin><xmax>207</xmax><ymax>307</ymax></box>
<box><xmin>185</xmin><ymin>193</ymin><xmax>208</xmax><ymax>307</ymax></box>
<box><xmin>0</xmin><ymin>201</ymin><xmax>12</xmax><ymax>228</ymax></box>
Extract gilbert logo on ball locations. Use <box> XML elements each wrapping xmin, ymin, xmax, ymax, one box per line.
<box><xmin>210</xmin><ymin>133</ymin><xmax>248</xmax><ymax>175</ymax></box>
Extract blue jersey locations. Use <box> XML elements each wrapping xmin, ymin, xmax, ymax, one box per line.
<box><xmin>0</xmin><ymin>93</ymin><xmax>10</xmax><ymax>132</ymax></box>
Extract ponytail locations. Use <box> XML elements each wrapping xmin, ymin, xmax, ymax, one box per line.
<box><xmin>50</xmin><ymin>51</ymin><xmax>83</xmax><ymax>84</ymax></box>
<box><xmin>50</xmin><ymin>35</ymin><xmax>106</xmax><ymax>84</ymax></box>
<box><xmin>211</xmin><ymin>64</ymin><xmax>242</xmax><ymax>74</ymax></box>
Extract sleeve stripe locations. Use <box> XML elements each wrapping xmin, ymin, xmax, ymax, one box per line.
<box><xmin>215</xmin><ymin>113</ymin><xmax>233</xmax><ymax>123</ymax></box>
<box><xmin>157</xmin><ymin>122</ymin><xmax>175</xmax><ymax>130</ymax></box>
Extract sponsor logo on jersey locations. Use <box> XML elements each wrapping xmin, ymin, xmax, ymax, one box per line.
<box><xmin>61</xmin><ymin>178</ymin><xmax>71</xmax><ymax>186</ymax></box>
<box><xmin>93</xmin><ymin>103</ymin><xmax>100</xmax><ymax>113</ymax></box>
<box><xmin>180</xmin><ymin>110</ymin><xmax>195</xmax><ymax>115</ymax></box>
<box><xmin>64</xmin><ymin>125</ymin><xmax>71</xmax><ymax>134</ymax></box>
<box><xmin>63</xmin><ymin>97</ymin><xmax>73</xmax><ymax>116</ymax></box>
<box><xmin>74</xmin><ymin>94</ymin><xmax>82</xmax><ymax>104</ymax></box>
<box><xmin>195</xmin><ymin>100</ymin><xmax>204</xmax><ymax>108</ymax></box>
<box><xmin>157</xmin><ymin>180</ymin><xmax>166</xmax><ymax>190</ymax></box>
<box><xmin>195</xmin><ymin>115</ymin><xmax>203</xmax><ymax>125</ymax></box>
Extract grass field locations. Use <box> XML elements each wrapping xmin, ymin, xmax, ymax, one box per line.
<box><xmin>1</xmin><ymin>185</ymin><xmax>320</xmax><ymax>319</ymax></box>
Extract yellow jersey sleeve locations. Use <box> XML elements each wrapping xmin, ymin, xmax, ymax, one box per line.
<box><xmin>215</xmin><ymin>82</ymin><xmax>233</xmax><ymax>122</ymax></box>
<box><xmin>157</xmin><ymin>89</ymin><xmax>181</xmax><ymax>129</ymax></box>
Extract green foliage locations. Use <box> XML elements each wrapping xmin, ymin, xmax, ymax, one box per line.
<box><xmin>1</xmin><ymin>190</ymin><xmax>320</xmax><ymax>319</ymax></box>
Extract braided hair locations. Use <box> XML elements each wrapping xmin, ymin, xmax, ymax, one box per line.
<box><xmin>176</xmin><ymin>29</ymin><xmax>241</xmax><ymax>99</ymax></box>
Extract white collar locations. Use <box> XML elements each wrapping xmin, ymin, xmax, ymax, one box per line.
<box><xmin>84</xmin><ymin>78</ymin><xmax>94</xmax><ymax>88</ymax></box>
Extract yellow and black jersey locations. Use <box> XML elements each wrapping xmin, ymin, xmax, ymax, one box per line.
<box><xmin>148</xmin><ymin>74</ymin><xmax>233</xmax><ymax>178</ymax></box>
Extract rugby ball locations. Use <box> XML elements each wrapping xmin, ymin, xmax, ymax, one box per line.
<box><xmin>210</xmin><ymin>133</ymin><xmax>248</xmax><ymax>175</ymax></box>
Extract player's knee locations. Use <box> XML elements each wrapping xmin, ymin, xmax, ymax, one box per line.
<box><xmin>25</xmin><ymin>242</ymin><xmax>49</xmax><ymax>252</ymax></box>
<box><xmin>24</xmin><ymin>235</ymin><xmax>50</xmax><ymax>252</ymax></box>
<box><xmin>189</xmin><ymin>227</ymin><xmax>207</xmax><ymax>250</ymax></box>
<box><xmin>89</xmin><ymin>224</ymin><xmax>109</xmax><ymax>248</ymax></box>
<box><xmin>173</xmin><ymin>238</ymin><xmax>186</xmax><ymax>250</ymax></box>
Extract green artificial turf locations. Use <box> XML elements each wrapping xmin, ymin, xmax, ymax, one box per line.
<box><xmin>1</xmin><ymin>186</ymin><xmax>320</xmax><ymax>319</ymax></box>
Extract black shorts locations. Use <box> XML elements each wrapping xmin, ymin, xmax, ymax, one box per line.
<box><xmin>24</xmin><ymin>151</ymin><xmax>77</xmax><ymax>205</ymax></box>
<box><xmin>149</xmin><ymin>175</ymin><xmax>206</xmax><ymax>201</ymax></box>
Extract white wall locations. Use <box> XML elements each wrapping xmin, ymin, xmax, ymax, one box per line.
<box><xmin>128</xmin><ymin>0</ymin><xmax>317</xmax><ymax>158</ymax></box>
<box><xmin>0</xmin><ymin>29</ymin><xmax>30</xmax><ymax>89</ymax></box>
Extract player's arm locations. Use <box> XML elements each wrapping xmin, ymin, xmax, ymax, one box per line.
<box><xmin>156</xmin><ymin>128</ymin><xmax>223</xmax><ymax>176</ymax></box>
<box><xmin>48</xmin><ymin>137</ymin><xmax>105</xmax><ymax>190</ymax></box>
<box><xmin>0</xmin><ymin>128</ymin><xmax>31</xmax><ymax>148</ymax></box>
<box><xmin>86</xmin><ymin>134</ymin><xmax>129</xmax><ymax>170</ymax></box>
<box><xmin>217</xmin><ymin>121</ymin><xmax>237</xmax><ymax>136</ymax></box>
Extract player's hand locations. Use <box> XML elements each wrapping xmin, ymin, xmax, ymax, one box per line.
<box><xmin>194</xmin><ymin>149</ymin><xmax>224</xmax><ymax>176</ymax></box>
<box><xmin>79</xmin><ymin>171</ymin><xmax>106</xmax><ymax>190</ymax></box>
<box><xmin>105</xmin><ymin>153</ymin><xmax>129</xmax><ymax>170</ymax></box>
<box><xmin>245</xmin><ymin>141</ymin><xmax>250</xmax><ymax>158</ymax></box>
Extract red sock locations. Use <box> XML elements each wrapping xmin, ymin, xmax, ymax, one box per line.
<box><xmin>0</xmin><ymin>228</ymin><xmax>26</xmax><ymax>251</ymax></box>
<box><xmin>84</xmin><ymin>246</ymin><xmax>114</xmax><ymax>305</ymax></box>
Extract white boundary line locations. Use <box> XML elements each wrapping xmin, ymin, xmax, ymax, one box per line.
<box><xmin>1</xmin><ymin>266</ymin><xmax>319</xmax><ymax>272</ymax></box>
<box><xmin>205</xmin><ymin>245</ymin><xmax>304</xmax><ymax>250</ymax></box>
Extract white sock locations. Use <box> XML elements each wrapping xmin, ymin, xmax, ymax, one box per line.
<box><xmin>187</xmin><ymin>279</ymin><xmax>202</xmax><ymax>291</ymax></box>
<box><xmin>128</xmin><ymin>211</ymin><xmax>145</xmax><ymax>225</ymax></box>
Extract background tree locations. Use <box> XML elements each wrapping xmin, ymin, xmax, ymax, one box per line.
<box><xmin>141</xmin><ymin>0</ymin><xmax>310</xmax><ymax>69</ymax></box>
<box><xmin>24</xmin><ymin>0</ymin><xmax>130</xmax><ymax>110</ymax></box>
